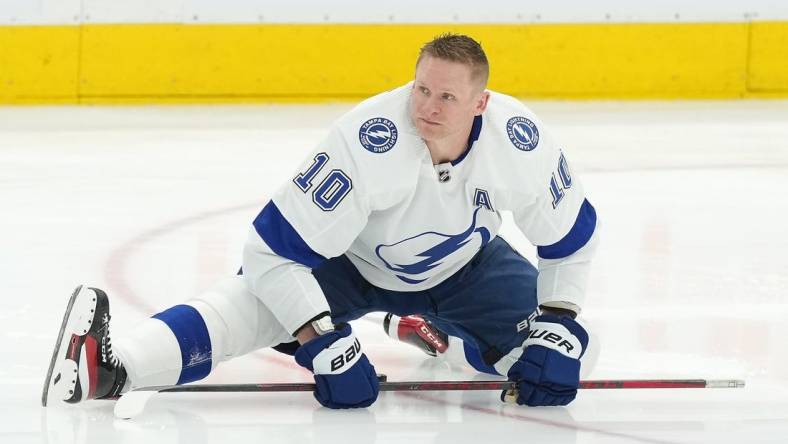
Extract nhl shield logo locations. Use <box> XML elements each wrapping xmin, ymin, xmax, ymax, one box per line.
<box><xmin>359</xmin><ymin>117</ymin><xmax>398</xmax><ymax>154</ymax></box>
<box><xmin>506</xmin><ymin>116</ymin><xmax>540</xmax><ymax>151</ymax></box>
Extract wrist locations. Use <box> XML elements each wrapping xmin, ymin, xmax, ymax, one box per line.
<box><xmin>539</xmin><ymin>304</ymin><xmax>577</xmax><ymax>319</ymax></box>
<box><xmin>296</xmin><ymin>325</ymin><xmax>320</xmax><ymax>344</ymax></box>
<box><xmin>295</xmin><ymin>313</ymin><xmax>334</xmax><ymax>344</ymax></box>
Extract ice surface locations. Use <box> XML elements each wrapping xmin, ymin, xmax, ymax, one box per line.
<box><xmin>2</xmin><ymin>100</ymin><xmax>787</xmax><ymax>443</ymax></box>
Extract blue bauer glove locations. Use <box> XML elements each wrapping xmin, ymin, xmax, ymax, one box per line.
<box><xmin>502</xmin><ymin>314</ymin><xmax>589</xmax><ymax>406</ymax></box>
<box><xmin>294</xmin><ymin>323</ymin><xmax>379</xmax><ymax>409</ymax></box>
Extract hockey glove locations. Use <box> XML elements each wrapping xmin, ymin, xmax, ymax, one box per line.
<box><xmin>502</xmin><ymin>314</ymin><xmax>589</xmax><ymax>406</ymax></box>
<box><xmin>295</xmin><ymin>323</ymin><xmax>379</xmax><ymax>409</ymax></box>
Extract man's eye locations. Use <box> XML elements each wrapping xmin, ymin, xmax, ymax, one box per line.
<box><xmin>420</xmin><ymin>87</ymin><xmax>430</xmax><ymax>95</ymax></box>
<box><xmin>443</xmin><ymin>94</ymin><xmax>455</xmax><ymax>101</ymax></box>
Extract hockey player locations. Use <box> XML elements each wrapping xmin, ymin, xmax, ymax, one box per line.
<box><xmin>43</xmin><ymin>33</ymin><xmax>598</xmax><ymax>409</ymax></box>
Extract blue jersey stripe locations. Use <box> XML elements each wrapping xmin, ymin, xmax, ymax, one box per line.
<box><xmin>451</xmin><ymin>115</ymin><xmax>483</xmax><ymax>166</ymax></box>
<box><xmin>152</xmin><ymin>304</ymin><xmax>212</xmax><ymax>385</ymax></box>
<box><xmin>253</xmin><ymin>200</ymin><xmax>327</xmax><ymax>268</ymax></box>
<box><xmin>537</xmin><ymin>199</ymin><xmax>597</xmax><ymax>260</ymax></box>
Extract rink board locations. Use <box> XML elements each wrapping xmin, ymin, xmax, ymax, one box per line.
<box><xmin>0</xmin><ymin>22</ymin><xmax>787</xmax><ymax>103</ymax></box>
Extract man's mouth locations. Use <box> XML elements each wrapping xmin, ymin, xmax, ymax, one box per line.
<box><xmin>419</xmin><ymin>118</ymin><xmax>440</xmax><ymax>126</ymax></box>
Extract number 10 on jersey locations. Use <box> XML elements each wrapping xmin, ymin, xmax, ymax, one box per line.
<box><xmin>293</xmin><ymin>152</ymin><xmax>353</xmax><ymax>211</ymax></box>
<box><xmin>549</xmin><ymin>152</ymin><xmax>573</xmax><ymax>209</ymax></box>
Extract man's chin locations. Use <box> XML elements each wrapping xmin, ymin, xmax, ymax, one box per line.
<box><xmin>416</xmin><ymin>124</ymin><xmax>444</xmax><ymax>141</ymax></box>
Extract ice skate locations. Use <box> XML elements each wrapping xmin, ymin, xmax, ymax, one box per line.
<box><xmin>383</xmin><ymin>313</ymin><xmax>449</xmax><ymax>357</ymax></box>
<box><xmin>42</xmin><ymin>285</ymin><xmax>128</xmax><ymax>406</ymax></box>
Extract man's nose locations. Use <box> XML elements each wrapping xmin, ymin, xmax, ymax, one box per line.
<box><xmin>422</xmin><ymin>95</ymin><xmax>440</xmax><ymax>116</ymax></box>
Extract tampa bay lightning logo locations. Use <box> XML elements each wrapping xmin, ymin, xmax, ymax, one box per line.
<box><xmin>359</xmin><ymin>117</ymin><xmax>398</xmax><ymax>153</ymax></box>
<box><xmin>506</xmin><ymin>116</ymin><xmax>539</xmax><ymax>151</ymax></box>
<box><xmin>375</xmin><ymin>207</ymin><xmax>491</xmax><ymax>284</ymax></box>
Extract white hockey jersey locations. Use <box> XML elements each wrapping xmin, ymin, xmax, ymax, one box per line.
<box><xmin>243</xmin><ymin>83</ymin><xmax>598</xmax><ymax>335</ymax></box>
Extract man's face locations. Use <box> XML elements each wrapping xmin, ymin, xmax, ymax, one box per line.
<box><xmin>409</xmin><ymin>56</ymin><xmax>489</xmax><ymax>143</ymax></box>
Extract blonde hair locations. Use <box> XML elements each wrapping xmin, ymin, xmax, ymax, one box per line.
<box><xmin>416</xmin><ymin>33</ymin><xmax>489</xmax><ymax>87</ymax></box>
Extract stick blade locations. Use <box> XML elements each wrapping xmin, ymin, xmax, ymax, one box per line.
<box><xmin>113</xmin><ymin>390</ymin><xmax>156</xmax><ymax>419</ymax></box>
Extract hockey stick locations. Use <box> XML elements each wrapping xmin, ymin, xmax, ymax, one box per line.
<box><xmin>113</xmin><ymin>378</ymin><xmax>744</xmax><ymax>419</ymax></box>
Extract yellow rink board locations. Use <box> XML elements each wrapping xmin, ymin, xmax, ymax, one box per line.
<box><xmin>0</xmin><ymin>22</ymin><xmax>786</xmax><ymax>103</ymax></box>
<box><xmin>748</xmin><ymin>21</ymin><xmax>788</xmax><ymax>91</ymax></box>
<box><xmin>0</xmin><ymin>26</ymin><xmax>81</xmax><ymax>103</ymax></box>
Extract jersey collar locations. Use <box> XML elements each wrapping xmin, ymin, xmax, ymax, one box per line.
<box><xmin>450</xmin><ymin>114</ymin><xmax>483</xmax><ymax>166</ymax></box>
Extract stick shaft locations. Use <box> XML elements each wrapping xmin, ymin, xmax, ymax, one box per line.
<box><xmin>580</xmin><ymin>379</ymin><xmax>744</xmax><ymax>389</ymax></box>
<box><xmin>144</xmin><ymin>378</ymin><xmax>743</xmax><ymax>394</ymax></box>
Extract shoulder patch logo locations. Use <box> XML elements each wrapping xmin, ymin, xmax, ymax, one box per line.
<box><xmin>506</xmin><ymin>116</ymin><xmax>540</xmax><ymax>151</ymax></box>
<box><xmin>359</xmin><ymin>117</ymin><xmax>398</xmax><ymax>154</ymax></box>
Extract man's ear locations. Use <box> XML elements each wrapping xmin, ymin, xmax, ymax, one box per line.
<box><xmin>475</xmin><ymin>91</ymin><xmax>490</xmax><ymax>115</ymax></box>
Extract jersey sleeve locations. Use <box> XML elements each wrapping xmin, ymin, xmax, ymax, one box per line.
<box><xmin>510</xmin><ymin>120</ymin><xmax>599</xmax><ymax>311</ymax></box>
<box><xmin>242</xmin><ymin>126</ymin><xmax>370</xmax><ymax>335</ymax></box>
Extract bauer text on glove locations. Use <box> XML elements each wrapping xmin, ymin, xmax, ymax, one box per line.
<box><xmin>501</xmin><ymin>314</ymin><xmax>589</xmax><ymax>406</ymax></box>
<box><xmin>295</xmin><ymin>323</ymin><xmax>379</xmax><ymax>409</ymax></box>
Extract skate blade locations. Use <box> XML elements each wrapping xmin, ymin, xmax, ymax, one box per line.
<box><xmin>41</xmin><ymin>285</ymin><xmax>98</xmax><ymax>406</ymax></box>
